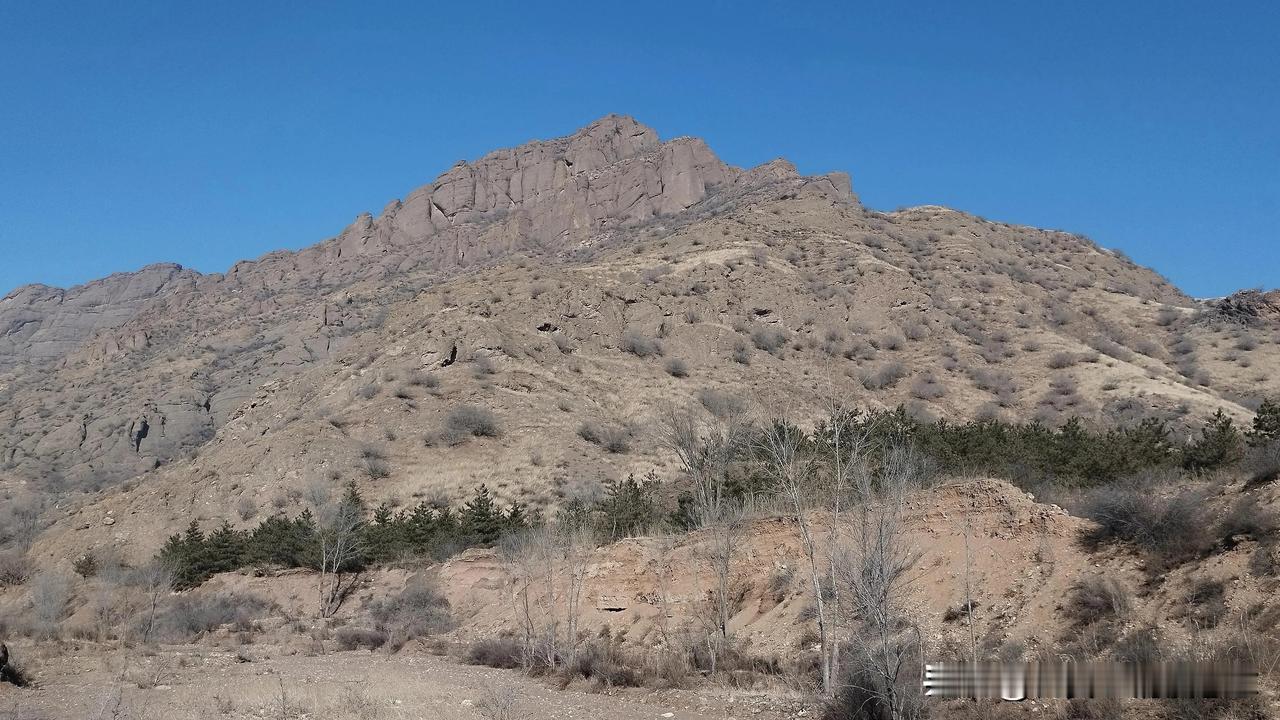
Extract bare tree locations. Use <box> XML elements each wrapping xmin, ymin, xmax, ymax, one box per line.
<box><xmin>316</xmin><ymin>490</ymin><xmax>365</xmax><ymax>618</ymax></box>
<box><xmin>654</xmin><ymin>400</ymin><xmax>748</xmax><ymax>517</ymax></box>
<box><xmin>29</xmin><ymin>570</ymin><xmax>71</xmax><ymax>638</ymax></box>
<box><xmin>657</xmin><ymin>400</ymin><xmax>751</xmax><ymax>670</ymax></box>
<box><xmin>758</xmin><ymin>417</ymin><xmax>835</xmax><ymax>694</ymax></box>
<box><xmin>838</xmin><ymin>444</ymin><xmax>929</xmax><ymax>720</ymax></box>
<box><xmin>133</xmin><ymin>561</ymin><xmax>173</xmax><ymax>645</ymax></box>
<box><xmin>817</xmin><ymin>404</ymin><xmax>875</xmax><ymax>691</ymax></box>
<box><xmin>498</xmin><ymin>529</ymin><xmax>541</xmax><ymax>669</ymax></box>
<box><xmin>561</xmin><ymin>524</ymin><xmax>593</xmax><ymax>664</ymax></box>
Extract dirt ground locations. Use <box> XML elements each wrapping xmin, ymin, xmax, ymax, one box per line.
<box><xmin>0</xmin><ymin>645</ymin><xmax>811</xmax><ymax>720</ymax></box>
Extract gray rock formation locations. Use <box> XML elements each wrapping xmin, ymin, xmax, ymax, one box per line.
<box><xmin>0</xmin><ymin>115</ymin><xmax>862</xmax><ymax>489</ymax></box>
<box><xmin>0</xmin><ymin>263</ymin><xmax>199</xmax><ymax>368</ymax></box>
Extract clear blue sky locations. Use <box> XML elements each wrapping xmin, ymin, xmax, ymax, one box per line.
<box><xmin>1</xmin><ymin>1</ymin><xmax>1276</xmax><ymax>298</ymax></box>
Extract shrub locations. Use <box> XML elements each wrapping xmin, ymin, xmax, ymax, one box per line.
<box><xmin>1080</xmin><ymin>483</ymin><xmax>1211</xmax><ymax>563</ymax></box>
<box><xmin>29</xmin><ymin>571</ymin><xmax>71</xmax><ymax>636</ymax></box>
<box><xmin>1113</xmin><ymin>626</ymin><xmax>1163</xmax><ymax>663</ymax></box>
<box><xmin>406</xmin><ymin>370</ymin><xmax>439</xmax><ymax>389</ymax></box>
<box><xmin>750</xmin><ymin>327</ymin><xmax>788</xmax><ymax>354</ymax></box>
<box><xmin>1249</xmin><ymin>541</ymin><xmax>1279</xmax><ymax>577</ymax></box>
<box><xmin>698</xmin><ymin>388</ymin><xmax>747</xmax><ymax>419</ymax></box>
<box><xmin>562</xmin><ymin>641</ymin><xmax>643</xmax><ymax>688</ymax></box>
<box><xmin>909</xmin><ymin>373</ymin><xmax>945</xmax><ymax>400</ymax></box>
<box><xmin>620</xmin><ymin>330</ymin><xmax>663</xmax><ymax>358</ymax></box>
<box><xmin>0</xmin><ymin>551</ymin><xmax>31</xmax><ymax>587</ymax></box>
<box><xmin>336</xmin><ymin>626</ymin><xmax>389</xmax><ymax>651</ymax></box>
<box><xmin>371</xmin><ymin>577</ymin><xmax>453</xmax><ymax>650</ymax></box>
<box><xmin>578</xmin><ymin>421</ymin><xmax>632</xmax><ymax>454</ymax></box>
<box><xmin>149</xmin><ymin>592</ymin><xmax>275</xmax><ymax>642</ymax></box>
<box><xmin>466</xmin><ymin>637</ymin><xmax>524</xmax><ymax>669</ymax></box>
<box><xmin>1048</xmin><ymin>351</ymin><xmax>1079</xmax><ymax>369</ymax></box>
<box><xmin>1064</xmin><ymin>576</ymin><xmax>1131</xmax><ymax>628</ymax></box>
<box><xmin>471</xmin><ymin>355</ymin><xmax>496</xmax><ymax>377</ymax></box>
<box><xmin>1243</xmin><ymin>439</ymin><xmax>1280</xmax><ymax>486</ymax></box>
<box><xmin>860</xmin><ymin>362</ymin><xmax>907</xmax><ymax>390</ymax></box>
<box><xmin>664</xmin><ymin>357</ymin><xmax>689</xmax><ymax>378</ymax></box>
<box><xmin>444</xmin><ymin>405</ymin><xmax>501</xmax><ymax>440</ymax></box>
<box><xmin>1218</xmin><ymin>497</ymin><xmax>1277</xmax><ymax>547</ymax></box>
<box><xmin>730</xmin><ymin>340</ymin><xmax>751</xmax><ymax>364</ymax></box>
<box><xmin>1183</xmin><ymin>579</ymin><xmax>1227</xmax><ymax>629</ymax></box>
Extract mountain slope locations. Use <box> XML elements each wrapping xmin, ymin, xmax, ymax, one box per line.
<box><xmin>2</xmin><ymin>116</ymin><xmax>1277</xmax><ymax>561</ymax></box>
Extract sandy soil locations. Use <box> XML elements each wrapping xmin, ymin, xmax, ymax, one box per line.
<box><xmin>0</xmin><ymin>646</ymin><xmax>809</xmax><ymax>720</ymax></box>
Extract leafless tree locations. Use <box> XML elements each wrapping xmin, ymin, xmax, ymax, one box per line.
<box><xmin>561</xmin><ymin>524</ymin><xmax>593</xmax><ymax>665</ymax></box>
<box><xmin>817</xmin><ymin>404</ymin><xmax>875</xmax><ymax>690</ymax></box>
<box><xmin>654</xmin><ymin>400</ymin><xmax>748</xmax><ymax>516</ymax></box>
<box><xmin>759</xmin><ymin>417</ymin><xmax>836</xmax><ymax>693</ymax></box>
<box><xmin>838</xmin><ymin>444</ymin><xmax>930</xmax><ymax>720</ymax></box>
<box><xmin>133</xmin><ymin>561</ymin><xmax>173</xmax><ymax>644</ymax></box>
<box><xmin>498</xmin><ymin>529</ymin><xmax>542</xmax><ymax>669</ymax></box>
<box><xmin>316</xmin><ymin>491</ymin><xmax>365</xmax><ymax>618</ymax></box>
<box><xmin>30</xmin><ymin>570</ymin><xmax>71</xmax><ymax>638</ymax></box>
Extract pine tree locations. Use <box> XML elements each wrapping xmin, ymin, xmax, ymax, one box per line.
<box><xmin>205</xmin><ymin>520</ymin><xmax>246</xmax><ymax>575</ymax></box>
<box><xmin>161</xmin><ymin>520</ymin><xmax>211</xmax><ymax>589</ymax></box>
<box><xmin>1184</xmin><ymin>409</ymin><xmax>1244</xmax><ymax>473</ymax></box>
<box><xmin>461</xmin><ymin>484</ymin><xmax>503</xmax><ymax>546</ymax></box>
<box><xmin>1249</xmin><ymin>399</ymin><xmax>1280</xmax><ymax>444</ymax></box>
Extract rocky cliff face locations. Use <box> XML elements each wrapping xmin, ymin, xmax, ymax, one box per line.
<box><xmin>0</xmin><ymin>114</ymin><xmax>1266</xmax><ymax>507</ymax></box>
<box><xmin>0</xmin><ymin>115</ymin><xmax>861</xmax><ymax>490</ymax></box>
<box><xmin>0</xmin><ymin>263</ymin><xmax>200</xmax><ymax>369</ymax></box>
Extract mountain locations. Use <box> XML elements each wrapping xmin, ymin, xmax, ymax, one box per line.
<box><xmin>1</xmin><ymin>115</ymin><xmax>1276</xmax><ymax>558</ymax></box>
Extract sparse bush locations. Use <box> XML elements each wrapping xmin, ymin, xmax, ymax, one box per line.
<box><xmin>466</xmin><ymin>637</ymin><xmax>524</xmax><ymax>669</ymax></box>
<box><xmin>0</xmin><ymin>551</ymin><xmax>31</xmax><ymax>587</ymax></box>
<box><xmin>29</xmin><ymin>570</ymin><xmax>71</xmax><ymax>636</ymax></box>
<box><xmin>860</xmin><ymin>362</ymin><xmax>907</xmax><ymax>390</ymax></box>
<box><xmin>730</xmin><ymin>339</ymin><xmax>751</xmax><ymax>364</ymax></box>
<box><xmin>355</xmin><ymin>384</ymin><xmax>379</xmax><ymax>400</ymax></box>
<box><xmin>621</xmin><ymin>329</ymin><xmax>663</xmax><ymax>358</ymax></box>
<box><xmin>1243</xmin><ymin>439</ymin><xmax>1280</xmax><ymax>486</ymax></box>
<box><xmin>578</xmin><ymin>421</ymin><xmax>632</xmax><ymax>454</ymax></box>
<box><xmin>371</xmin><ymin>577</ymin><xmax>453</xmax><ymax>650</ymax></box>
<box><xmin>1064</xmin><ymin>576</ymin><xmax>1131</xmax><ymax>628</ymax></box>
<box><xmin>909</xmin><ymin>373</ymin><xmax>945</xmax><ymax>400</ymax></box>
<box><xmin>698</xmin><ymin>388</ymin><xmax>746</xmax><ymax>419</ymax></box>
<box><xmin>903</xmin><ymin>323</ymin><xmax>929</xmax><ymax>341</ymax></box>
<box><xmin>664</xmin><ymin>357</ymin><xmax>689</xmax><ymax>378</ymax></box>
<box><xmin>1250</xmin><ymin>541</ymin><xmax>1280</xmax><ymax>577</ymax></box>
<box><xmin>750</xmin><ymin>326</ymin><xmax>788</xmax><ymax>354</ymax></box>
<box><xmin>1183</xmin><ymin>579</ymin><xmax>1227</xmax><ymax>629</ymax></box>
<box><xmin>476</xmin><ymin>684</ymin><xmax>520</xmax><ymax>720</ymax></box>
<box><xmin>472</xmin><ymin>355</ymin><xmax>496</xmax><ymax>376</ymax></box>
<box><xmin>150</xmin><ymin>591</ymin><xmax>275</xmax><ymax>642</ymax></box>
<box><xmin>444</xmin><ymin>405</ymin><xmax>501</xmax><ymax>440</ymax></box>
<box><xmin>406</xmin><ymin>370</ymin><xmax>439</xmax><ymax>389</ymax></box>
<box><xmin>1218</xmin><ymin>497</ymin><xmax>1278</xmax><ymax>547</ymax></box>
<box><xmin>1079</xmin><ymin>483</ymin><xmax>1211</xmax><ymax>563</ymax></box>
<box><xmin>335</xmin><ymin>626</ymin><xmax>389</xmax><ymax>650</ymax></box>
<box><xmin>1048</xmin><ymin>351</ymin><xmax>1079</xmax><ymax>369</ymax></box>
